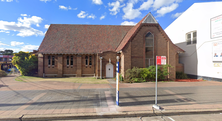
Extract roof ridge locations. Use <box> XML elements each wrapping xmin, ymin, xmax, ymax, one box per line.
<box><xmin>115</xmin><ymin>13</ymin><xmax>150</xmax><ymax>52</ymax></box>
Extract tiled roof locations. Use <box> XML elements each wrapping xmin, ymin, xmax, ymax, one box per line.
<box><xmin>115</xmin><ymin>14</ymin><xmax>148</xmax><ymax>52</ymax></box>
<box><xmin>38</xmin><ymin>24</ymin><xmax>133</xmax><ymax>54</ymax></box>
<box><xmin>38</xmin><ymin>13</ymin><xmax>184</xmax><ymax>54</ymax></box>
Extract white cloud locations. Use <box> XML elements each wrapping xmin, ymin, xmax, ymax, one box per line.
<box><xmin>92</xmin><ymin>0</ymin><xmax>103</xmax><ymax>5</ymax></box>
<box><xmin>59</xmin><ymin>5</ymin><xmax>72</xmax><ymax>10</ymax></box>
<box><xmin>122</xmin><ymin>3</ymin><xmax>141</xmax><ymax>20</ymax></box>
<box><xmin>153</xmin><ymin>0</ymin><xmax>182</xmax><ymax>10</ymax></box>
<box><xmin>11</xmin><ymin>41</ymin><xmax>24</xmax><ymax>46</ymax></box>
<box><xmin>17</xmin><ymin>16</ymin><xmax>43</xmax><ymax>27</ymax></box>
<box><xmin>87</xmin><ymin>14</ymin><xmax>96</xmax><ymax>19</ymax></box>
<box><xmin>44</xmin><ymin>24</ymin><xmax>50</xmax><ymax>29</ymax></box>
<box><xmin>157</xmin><ymin>3</ymin><xmax>179</xmax><ymax>17</ymax></box>
<box><xmin>0</xmin><ymin>30</ymin><xmax>9</xmax><ymax>33</ymax></box>
<box><xmin>0</xmin><ymin>41</ymin><xmax>9</xmax><ymax>46</ymax></box>
<box><xmin>77</xmin><ymin>11</ymin><xmax>88</xmax><ymax>18</ymax></box>
<box><xmin>1</xmin><ymin>0</ymin><xmax>13</xmax><ymax>2</ymax></box>
<box><xmin>100</xmin><ymin>15</ymin><xmax>105</xmax><ymax>20</ymax></box>
<box><xmin>21</xmin><ymin>14</ymin><xmax>27</xmax><ymax>16</ymax></box>
<box><xmin>0</xmin><ymin>16</ymin><xmax>44</xmax><ymax>37</ymax></box>
<box><xmin>171</xmin><ymin>12</ymin><xmax>183</xmax><ymax>18</ymax></box>
<box><xmin>129</xmin><ymin>0</ymin><xmax>139</xmax><ymax>4</ymax></box>
<box><xmin>21</xmin><ymin>45</ymin><xmax>39</xmax><ymax>52</ymax></box>
<box><xmin>118</xmin><ymin>0</ymin><xmax>124</xmax><ymax>2</ymax></box>
<box><xmin>108</xmin><ymin>1</ymin><xmax>125</xmax><ymax>15</ymax></box>
<box><xmin>139</xmin><ymin>0</ymin><xmax>153</xmax><ymax>10</ymax></box>
<box><xmin>0</xmin><ymin>47</ymin><xmax>20</xmax><ymax>52</ymax></box>
<box><xmin>40</xmin><ymin>0</ymin><xmax>51</xmax><ymax>2</ymax></box>
<box><xmin>121</xmin><ymin>21</ymin><xmax>137</xmax><ymax>25</ymax></box>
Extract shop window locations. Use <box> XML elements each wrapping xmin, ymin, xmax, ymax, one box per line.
<box><xmin>3</xmin><ymin>58</ymin><xmax>7</xmax><ymax>61</ymax></box>
<box><xmin>145</xmin><ymin>32</ymin><xmax>154</xmax><ymax>67</ymax></box>
<box><xmin>48</xmin><ymin>56</ymin><xmax>51</xmax><ymax>65</ymax></box>
<box><xmin>186</xmin><ymin>31</ymin><xmax>197</xmax><ymax>45</ymax></box>
<box><xmin>89</xmin><ymin>56</ymin><xmax>92</xmax><ymax>65</ymax></box>
<box><xmin>71</xmin><ymin>56</ymin><xmax>73</xmax><ymax>66</ymax></box>
<box><xmin>85</xmin><ymin>56</ymin><xmax>88</xmax><ymax>66</ymax></box>
<box><xmin>52</xmin><ymin>56</ymin><xmax>55</xmax><ymax>66</ymax></box>
<box><xmin>0</xmin><ymin>58</ymin><xmax>2</xmax><ymax>61</ymax></box>
<box><xmin>67</xmin><ymin>56</ymin><xmax>69</xmax><ymax>65</ymax></box>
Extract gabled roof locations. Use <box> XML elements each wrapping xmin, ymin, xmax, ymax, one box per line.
<box><xmin>38</xmin><ymin>12</ymin><xmax>184</xmax><ymax>54</ymax></box>
<box><xmin>38</xmin><ymin>25</ymin><xmax>133</xmax><ymax>54</ymax></box>
<box><xmin>116</xmin><ymin>12</ymin><xmax>158</xmax><ymax>52</ymax></box>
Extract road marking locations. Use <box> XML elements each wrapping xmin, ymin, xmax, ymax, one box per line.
<box><xmin>168</xmin><ymin>117</ymin><xmax>175</xmax><ymax>121</ymax></box>
<box><xmin>77</xmin><ymin>83</ymin><xmax>82</xmax><ymax>89</ymax></box>
<box><xmin>13</xmin><ymin>93</ymin><xmax>46</xmax><ymax>114</ymax></box>
<box><xmin>164</xmin><ymin>90</ymin><xmax>196</xmax><ymax>104</ymax></box>
<box><xmin>104</xmin><ymin>91</ymin><xmax>117</xmax><ymax>112</ymax></box>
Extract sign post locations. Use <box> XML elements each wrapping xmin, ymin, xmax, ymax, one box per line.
<box><xmin>116</xmin><ymin>56</ymin><xmax>120</xmax><ymax>106</ymax></box>
<box><xmin>153</xmin><ymin>56</ymin><xmax>166</xmax><ymax>110</ymax></box>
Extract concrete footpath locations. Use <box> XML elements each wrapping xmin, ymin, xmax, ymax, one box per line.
<box><xmin>0</xmin><ymin>75</ymin><xmax>222</xmax><ymax>120</ymax></box>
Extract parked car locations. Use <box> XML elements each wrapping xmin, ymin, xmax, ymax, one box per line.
<box><xmin>7</xmin><ymin>67</ymin><xmax>18</xmax><ymax>72</ymax></box>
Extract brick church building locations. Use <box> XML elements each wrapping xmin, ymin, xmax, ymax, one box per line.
<box><xmin>38</xmin><ymin>13</ymin><xmax>184</xmax><ymax>80</ymax></box>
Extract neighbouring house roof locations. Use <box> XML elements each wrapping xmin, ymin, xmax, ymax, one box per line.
<box><xmin>38</xmin><ymin>12</ymin><xmax>184</xmax><ymax>54</ymax></box>
<box><xmin>38</xmin><ymin>25</ymin><xmax>133</xmax><ymax>54</ymax></box>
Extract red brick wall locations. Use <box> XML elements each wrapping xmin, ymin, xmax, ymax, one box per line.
<box><xmin>44</xmin><ymin>54</ymin><xmax>58</xmax><ymax>75</ymax></box>
<box><xmin>97</xmin><ymin>51</ymin><xmax>119</xmax><ymax>78</ymax></box>
<box><xmin>63</xmin><ymin>55</ymin><xmax>77</xmax><ymax>75</ymax></box>
<box><xmin>82</xmin><ymin>55</ymin><xmax>95</xmax><ymax>76</ymax></box>
<box><xmin>38</xmin><ymin>53</ymin><xmax>43</xmax><ymax>77</ymax></box>
<box><xmin>121</xmin><ymin>24</ymin><xmax>177</xmax><ymax>80</ymax></box>
<box><xmin>176</xmin><ymin>54</ymin><xmax>184</xmax><ymax>72</ymax></box>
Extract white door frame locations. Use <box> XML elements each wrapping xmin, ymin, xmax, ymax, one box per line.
<box><xmin>106</xmin><ymin>63</ymin><xmax>114</xmax><ymax>78</ymax></box>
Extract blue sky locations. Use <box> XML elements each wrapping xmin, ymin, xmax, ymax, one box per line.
<box><xmin>0</xmin><ymin>0</ymin><xmax>221</xmax><ymax>52</ymax></box>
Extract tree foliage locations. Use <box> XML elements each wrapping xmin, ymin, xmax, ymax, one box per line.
<box><xmin>12</xmin><ymin>51</ymin><xmax>38</xmax><ymax>76</ymax></box>
<box><xmin>0</xmin><ymin>49</ymin><xmax>13</xmax><ymax>55</ymax></box>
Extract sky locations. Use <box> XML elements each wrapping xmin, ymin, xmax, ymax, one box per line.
<box><xmin>0</xmin><ymin>0</ymin><xmax>221</xmax><ymax>52</ymax></box>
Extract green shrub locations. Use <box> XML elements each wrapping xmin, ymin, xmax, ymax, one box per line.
<box><xmin>125</xmin><ymin>67</ymin><xmax>142</xmax><ymax>83</ymax></box>
<box><xmin>140</xmin><ymin>68</ymin><xmax>151</xmax><ymax>81</ymax></box>
<box><xmin>147</xmin><ymin>64</ymin><xmax>172</xmax><ymax>81</ymax></box>
<box><xmin>176</xmin><ymin>72</ymin><xmax>189</xmax><ymax>79</ymax></box>
<box><xmin>119</xmin><ymin>74</ymin><xmax>123</xmax><ymax>82</ymax></box>
<box><xmin>124</xmin><ymin>64</ymin><xmax>172</xmax><ymax>83</ymax></box>
<box><xmin>0</xmin><ymin>70</ymin><xmax>7</xmax><ymax>77</ymax></box>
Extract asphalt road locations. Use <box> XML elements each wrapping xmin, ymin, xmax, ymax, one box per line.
<box><xmin>58</xmin><ymin>113</ymin><xmax>222</xmax><ymax>121</ymax></box>
<box><xmin>1</xmin><ymin>75</ymin><xmax>222</xmax><ymax>120</ymax></box>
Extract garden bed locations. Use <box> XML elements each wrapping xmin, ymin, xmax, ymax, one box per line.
<box><xmin>175</xmin><ymin>79</ymin><xmax>204</xmax><ymax>82</ymax></box>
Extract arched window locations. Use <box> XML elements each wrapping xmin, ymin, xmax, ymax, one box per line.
<box><xmin>85</xmin><ymin>56</ymin><xmax>88</xmax><ymax>66</ymax></box>
<box><xmin>70</xmin><ymin>56</ymin><xmax>73</xmax><ymax>66</ymax></box>
<box><xmin>52</xmin><ymin>56</ymin><xmax>55</xmax><ymax>66</ymax></box>
<box><xmin>48</xmin><ymin>56</ymin><xmax>51</xmax><ymax>65</ymax></box>
<box><xmin>89</xmin><ymin>56</ymin><xmax>92</xmax><ymax>66</ymax></box>
<box><xmin>67</xmin><ymin>56</ymin><xmax>69</xmax><ymax>65</ymax></box>
<box><xmin>145</xmin><ymin>32</ymin><xmax>154</xmax><ymax>67</ymax></box>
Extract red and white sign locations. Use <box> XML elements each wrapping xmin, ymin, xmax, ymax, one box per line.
<box><xmin>156</xmin><ymin>56</ymin><xmax>166</xmax><ymax>65</ymax></box>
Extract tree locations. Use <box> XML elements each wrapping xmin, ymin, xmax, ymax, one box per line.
<box><xmin>0</xmin><ymin>49</ymin><xmax>13</xmax><ymax>55</ymax></box>
<box><xmin>12</xmin><ymin>51</ymin><xmax>38</xmax><ymax>76</ymax></box>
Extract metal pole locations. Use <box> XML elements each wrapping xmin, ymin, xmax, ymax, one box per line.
<box><xmin>155</xmin><ymin>56</ymin><xmax>158</xmax><ymax>105</ymax></box>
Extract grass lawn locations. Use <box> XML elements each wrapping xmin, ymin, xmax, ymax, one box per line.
<box><xmin>15</xmin><ymin>76</ymin><xmax>109</xmax><ymax>84</ymax></box>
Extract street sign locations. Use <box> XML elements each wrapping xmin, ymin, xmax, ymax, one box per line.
<box><xmin>161</xmin><ymin>56</ymin><xmax>166</xmax><ymax>65</ymax></box>
<box><xmin>156</xmin><ymin>56</ymin><xmax>161</xmax><ymax>65</ymax></box>
<box><xmin>153</xmin><ymin>56</ymin><xmax>166</xmax><ymax>111</ymax></box>
<box><xmin>156</xmin><ymin>56</ymin><xmax>166</xmax><ymax>65</ymax></box>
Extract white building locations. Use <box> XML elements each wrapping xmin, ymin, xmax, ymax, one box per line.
<box><xmin>165</xmin><ymin>2</ymin><xmax>222</xmax><ymax>81</ymax></box>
